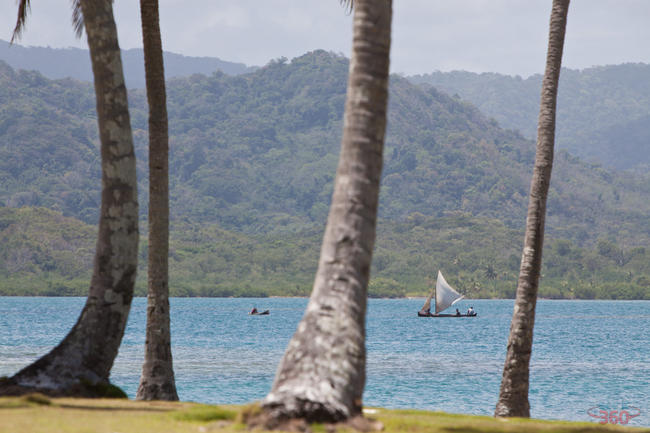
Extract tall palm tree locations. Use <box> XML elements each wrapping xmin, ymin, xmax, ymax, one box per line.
<box><xmin>259</xmin><ymin>0</ymin><xmax>392</xmax><ymax>424</ymax></box>
<box><xmin>494</xmin><ymin>0</ymin><xmax>570</xmax><ymax>418</ymax></box>
<box><xmin>135</xmin><ymin>0</ymin><xmax>178</xmax><ymax>401</ymax></box>
<box><xmin>0</xmin><ymin>0</ymin><xmax>138</xmax><ymax>397</ymax></box>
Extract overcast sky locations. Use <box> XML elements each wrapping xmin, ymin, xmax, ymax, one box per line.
<box><xmin>1</xmin><ymin>0</ymin><xmax>649</xmax><ymax>77</ymax></box>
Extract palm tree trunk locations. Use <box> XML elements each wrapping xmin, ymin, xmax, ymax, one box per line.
<box><xmin>494</xmin><ymin>0</ymin><xmax>570</xmax><ymax>418</ymax></box>
<box><xmin>259</xmin><ymin>0</ymin><xmax>392</xmax><ymax>424</ymax></box>
<box><xmin>135</xmin><ymin>0</ymin><xmax>178</xmax><ymax>401</ymax></box>
<box><xmin>0</xmin><ymin>0</ymin><xmax>138</xmax><ymax>397</ymax></box>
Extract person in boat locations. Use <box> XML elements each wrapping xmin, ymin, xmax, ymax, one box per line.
<box><xmin>455</xmin><ymin>308</ymin><xmax>461</xmax><ymax>316</ymax></box>
<box><xmin>250</xmin><ymin>307</ymin><xmax>258</xmax><ymax>314</ymax></box>
<box><xmin>467</xmin><ymin>306</ymin><xmax>475</xmax><ymax>316</ymax></box>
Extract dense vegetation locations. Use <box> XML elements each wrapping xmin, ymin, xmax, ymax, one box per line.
<box><xmin>2</xmin><ymin>207</ymin><xmax>649</xmax><ymax>299</ymax></box>
<box><xmin>2</xmin><ymin>52</ymin><xmax>650</xmax><ymax>299</ymax></box>
<box><xmin>410</xmin><ymin>63</ymin><xmax>650</xmax><ymax>172</ymax></box>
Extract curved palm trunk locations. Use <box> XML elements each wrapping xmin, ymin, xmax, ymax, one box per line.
<box><xmin>135</xmin><ymin>0</ymin><xmax>178</xmax><ymax>401</ymax></box>
<box><xmin>0</xmin><ymin>0</ymin><xmax>138</xmax><ymax>397</ymax></box>
<box><xmin>260</xmin><ymin>0</ymin><xmax>392</xmax><ymax>424</ymax></box>
<box><xmin>494</xmin><ymin>0</ymin><xmax>570</xmax><ymax>418</ymax></box>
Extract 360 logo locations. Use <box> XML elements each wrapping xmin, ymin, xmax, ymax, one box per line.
<box><xmin>587</xmin><ymin>406</ymin><xmax>641</xmax><ymax>425</ymax></box>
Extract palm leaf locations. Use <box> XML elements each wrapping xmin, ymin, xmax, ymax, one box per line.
<box><xmin>11</xmin><ymin>0</ymin><xmax>85</xmax><ymax>42</ymax></box>
<box><xmin>11</xmin><ymin>0</ymin><xmax>31</xmax><ymax>43</ymax></box>
<box><xmin>340</xmin><ymin>0</ymin><xmax>353</xmax><ymax>14</ymax></box>
<box><xmin>71</xmin><ymin>0</ymin><xmax>84</xmax><ymax>38</ymax></box>
<box><xmin>71</xmin><ymin>0</ymin><xmax>113</xmax><ymax>38</ymax></box>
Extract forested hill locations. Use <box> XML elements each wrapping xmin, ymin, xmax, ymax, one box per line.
<box><xmin>5</xmin><ymin>38</ymin><xmax>648</xmax><ymax>172</ymax></box>
<box><xmin>410</xmin><ymin>64</ymin><xmax>650</xmax><ymax>172</ymax></box>
<box><xmin>2</xmin><ymin>52</ymin><xmax>649</xmax><ymax>245</ymax></box>
<box><xmin>2</xmin><ymin>51</ymin><xmax>650</xmax><ymax>298</ymax></box>
<box><xmin>0</xmin><ymin>39</ymin><xmax>256</xmax><ymax>88</ymax></box>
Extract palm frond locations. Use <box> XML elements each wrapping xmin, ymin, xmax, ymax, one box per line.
<box><xmin>71</xmin><ymin>0</ymin><xmax>114</xmax><ymax>38</ymax></box>
<box><xmin>340</xmin><ymin>0</ymin><xmax>353</xmax><ymax>14</ymax></box>
<box><xmin>71</xmin><ymin>0</ymin><xmax>84</xmax><ymax>38</ymax></box>
<box><xmin>11</xmin><ymin>0</ymin><xmax>31</xmax><ymax>43</ymax></box>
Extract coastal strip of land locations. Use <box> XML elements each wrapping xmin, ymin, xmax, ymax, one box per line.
<box><xmin>0</xmin><ymin>395</ymin><xmax>647</xmax><ymax>433</ymax></box>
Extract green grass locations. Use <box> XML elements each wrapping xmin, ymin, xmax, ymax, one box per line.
<box><xmin>376</xmin><ymin>408</ymin><xmax>649</xmax><ymax>433</ymax></box>
<box><xmin>0</xmin><ymin>398</ymin><xmax>647</xmax><ymax>433</ymax></box>
<box><xmin>171</xmin><ymin>404</ymin><xmax>238</xmax><ymax>423</ymax></box>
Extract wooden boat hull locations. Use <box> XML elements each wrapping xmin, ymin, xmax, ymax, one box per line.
<box><xmin>249</xmin><ymin>310</ymin><xmax>270</xmax><ymax>315</ymax></box>
<box><xmin>418</xmin><ymin>312</ymin><xmax>477</xmax><ymax>317</ymax></box>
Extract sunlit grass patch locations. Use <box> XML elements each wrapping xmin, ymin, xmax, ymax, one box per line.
<box><xmin>0</xmin><ymin>397</ymin><xmax>29</xmax><ymax>409</ymax></box>
<box><xmin>0</xmin><ymin>393</ymin><xmax>51</xmax><ymax>409</ymax></box>
<box><xmin>171</xmin><ymin>404</ymin><xmax>237</xmax><ymax>423</ymax></box>
<box><xmin>21</xmin><ymin>393</ymin><xmax>52</xmax><ymax>406</ymax></box>
<box><xmin>373</xmin><ymin>408</ymin><xmax>647</xmax><ymax>433</ymax></box>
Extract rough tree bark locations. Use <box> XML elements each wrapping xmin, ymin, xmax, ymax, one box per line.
<box><xmin>135</xmin><ymin>0</ymin><xmax>178</xmax><ymax>401</ymax></box>
<box><xmin>0</xmin><ymin>0</ymin><xmax>138</xmax><ymax>397</ymax></box>
<box><xmin>494</xmin><ymin>0</ymin><xmax>570</xmax><ymax>418</ymax></box>
<box><xmin>259</xmin><ymin>0</ymin><xmax>392</xmax><ymax>424</ymax></box>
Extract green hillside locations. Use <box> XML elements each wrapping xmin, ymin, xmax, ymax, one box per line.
<box><xmin>2</xmin><ymin>52</ymin><xmax>650</xmax><ymax>298</ymax></box>
<box><xmin>410</xmin><ymin>63</ymin><xmax>650</xmax><ymax>171</ymax></box>
<box><xmin>2</xmin><ymin>53</ymin><xmax>650</xmax><ymax>243</ymax></box>
<box><xmin>1</xmin><ymin>207</ymin><xmax>649</xmax><ymax>299</ymax></box>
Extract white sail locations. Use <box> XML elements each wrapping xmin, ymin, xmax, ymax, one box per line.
<box><xmin>435</xmin><ymin>270</ymin><xmax>464</xmax><ymax>313</ymax></box>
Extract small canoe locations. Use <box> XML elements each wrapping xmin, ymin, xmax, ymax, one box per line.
<box><xmin>249</xmin><ymin>310</ymin><xmax>270</xmax><ymax>315</ymax></box>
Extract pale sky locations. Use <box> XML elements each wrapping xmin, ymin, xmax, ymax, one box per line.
<box><xmin>1</xmin><ymin>0</ymin><xmax>649</xmax><ymax>77</ymax></box>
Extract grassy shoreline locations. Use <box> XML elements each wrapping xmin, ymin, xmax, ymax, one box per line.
<box><xmin>1</xmin><ymin>396</ymin><xmax>647</xmax><ymax>433</ymax></box>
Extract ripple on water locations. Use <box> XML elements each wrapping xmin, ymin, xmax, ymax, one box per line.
<box><xmin>0</xmin><ymin>297</ymin><xmax>648</xmax><ymax>426</ymax></box>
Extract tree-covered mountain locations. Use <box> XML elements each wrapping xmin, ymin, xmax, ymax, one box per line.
<box><xmin>0</xmin><ymin>39</ymin><xmax>256</xmax><ymax>88</ymax></box>
<box><xmin>2</xmin><ymin>51</ymin><xmax>650</xmax><ymax>298</ymax></box>
<box><xmin>5</xmin><ymin>39</ymin><xmax>649</xmax><ymax>171</ymax></box>
<box><xmin>2</xmin><ymin>53</ymin><xmax>649</xmax><ymax>244</ymax></box>
<box><xmin>410</xmin><ymin>64</ymin><xmax>650</xmax><ymax>172</ymax></box>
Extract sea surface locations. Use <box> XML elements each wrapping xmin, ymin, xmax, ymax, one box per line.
<box><xmin>1</xmin><ymin>297</ymin><xmax>648</xmax><ymax>426</ymax></box>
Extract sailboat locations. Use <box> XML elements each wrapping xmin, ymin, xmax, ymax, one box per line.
<box><xmin>418</xmin><ymin>271</ymin><xmax>476</xmax><ymax>317</ymax></box>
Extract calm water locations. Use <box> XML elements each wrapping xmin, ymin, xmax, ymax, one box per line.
<box><xmin>0</xmin><ymin>297</ymin><xmax>648</xmax><ymax>426</ymax></box>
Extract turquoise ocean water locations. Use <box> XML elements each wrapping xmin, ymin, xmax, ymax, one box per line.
<box><xmin>0</xmin><ymin>297</ymin><xmax>648</xmax><ymax>426</ymax></box>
